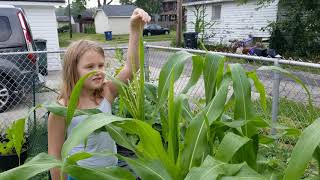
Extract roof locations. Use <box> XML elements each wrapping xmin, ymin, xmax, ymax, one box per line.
<box><xmin>102</xmin><ymin>5</ymin><xmax>136</xmax><ymax>17</ymax></box>
<box><xmin>81</xmin><ymin>9</ymin><xmax>95</xmax><ymax>19</ymax></box>
<box><xmin>56</xmin><ymin>16</ymin><xmax>75</xmax><ymax>24</ymax></box>
<box><xmin>0</xmin><ymin>0</ymin><xmax>65</xmax><ymax>2</ymax></box>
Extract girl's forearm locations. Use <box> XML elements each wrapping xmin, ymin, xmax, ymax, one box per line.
<box><xmin>126</xmin><ymin>28</ymin><xmax>140</xmax><ymax>76</ymax></box>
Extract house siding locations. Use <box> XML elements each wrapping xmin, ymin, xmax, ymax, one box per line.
<box><xmin>94</xmin><ymin>10</ymin><xmax>109</xmax><ymax>34</ymax></box>
<box><xmin>186</xmin><ymin>0</ymin><xmax>279</xmax><ymax>44</ymax></box>
<box><xmin>17</xmin><ymin>5</ymin><xmax>62</xmax><ymax>70</ymax></box>
<box><xmin>108</xmin><ymin>17</ymin><xmax>131</xmax><ymax>35</ymax></box>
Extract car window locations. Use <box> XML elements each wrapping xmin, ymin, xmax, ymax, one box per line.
<box><xmin>0</xmin><ymin>16</ymin><xmax>12</xmax><ymax>42</ymax></box>
<box><xmin>155</xmin><ymin>25</ymin><xmax>162</xmax><ymax>29</ymax></box>
<box><xmin>149</xmin><ymin>25</ymin><xmax>156</xmax><ymax>29</ymax></box>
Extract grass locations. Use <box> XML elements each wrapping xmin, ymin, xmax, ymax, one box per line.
<box><xmin>59</xmin><ymin>31</ymin><xmax>176</xmax><ymax>48</ymax></box>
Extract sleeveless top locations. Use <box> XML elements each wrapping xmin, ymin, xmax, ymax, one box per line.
<box><xmin>67</xmin><ymin>98</ymin><xmax>118</xmax><ymax>167</ymax></box>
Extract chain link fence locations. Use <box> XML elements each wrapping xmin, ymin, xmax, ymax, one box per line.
<box><xmin>0</xmin><ymin>45</ymin><xmax>319</xmax><ymax>177</ymax></box>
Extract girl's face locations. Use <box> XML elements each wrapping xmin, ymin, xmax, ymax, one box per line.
<box><xmin>77</xmin><ymin>50</ymin><xmax>105</xmax><ymax>91</ymax></box>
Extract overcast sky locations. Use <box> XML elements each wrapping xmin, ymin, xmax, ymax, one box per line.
<box><xmin>86</xmin><ymin>0</ymin><xmax>120</xmax><ymax>7</ymax></box>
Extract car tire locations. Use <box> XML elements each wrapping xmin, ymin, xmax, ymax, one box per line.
<box><xmin>147</xmin><ymin>32</ymin><xmax>152</xmax><ymax>36</ymax></box>
<box><xmin>0</xmin><ymin>77</ymin><xmax>17</xmax><ymax>113</ymax></box>
<box><xmin>165</xmin><ymin>31</ymin><xmax>169</xmax><ymax>35</ymax></box>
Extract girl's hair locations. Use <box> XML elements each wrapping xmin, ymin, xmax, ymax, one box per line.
<box><xmin>59</xmin><ymin>40</ymin><xmax>105</xmax><ymax>105</ymax></box>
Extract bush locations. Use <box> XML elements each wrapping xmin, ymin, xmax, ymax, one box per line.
<box><xmin>84</xmin><ymin>26</ymin><xmax>95</xmax><ymax>34</ymax></box>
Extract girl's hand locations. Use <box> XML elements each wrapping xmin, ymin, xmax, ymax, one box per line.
<box><xmin>130</xmin><ymin>8</ymin><xmax>151</xmax><ymax>32</ymax></box>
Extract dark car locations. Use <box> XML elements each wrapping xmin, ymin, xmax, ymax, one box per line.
<box><xmin>143</xmin><ymin>24</ymin><xmax>170</xmax><ymax>36</ymax></box>
<box><xmin>0</xmin><ymin>6</ymin><xmax>44</xmax><ymax>112</ymax></box>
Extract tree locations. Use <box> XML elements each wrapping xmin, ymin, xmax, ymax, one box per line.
<box><xmin>190</xmin><ymin>5</ymin><xmax>215</xmax><ymax>44</ymax></box>
<box><xmin>135</xmin><ymin>0</ymin><xmax>162</xmax><ymax>15</ymax></box>
<box><xmin>97</xmin><ymin>0</ymin><xmax>113</xmax><ymax>7</ymax></box>
<box><xmin>120</xmin><ymin>0</ymin><xmax>134</xmax><ymax>5</ymax></box>
<box><xmin>70</xmin><ymin>0</ymin><xmax>86</xmax><ymax>16</ymax></box>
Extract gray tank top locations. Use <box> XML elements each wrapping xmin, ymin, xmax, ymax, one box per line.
<box><xmin>67</xmin><ymin>98</ymin><xmax>118</xmax><ymax>168</ymax></box>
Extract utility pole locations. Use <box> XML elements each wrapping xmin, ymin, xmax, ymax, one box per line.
<box><xmin>68</xmin><ymin>0</ymin><xmax>72</xmax><ymax>38</ymax></box>
<box><xmin>176</xmin><ymin>0</ymin><xmax>182</xmax><ymax>47</ymax></box>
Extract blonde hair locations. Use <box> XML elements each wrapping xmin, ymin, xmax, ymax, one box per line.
<box><xmin>59</xmin><ymin>40</ymin><xmax>105</xmax><ymax>105</ymax></box>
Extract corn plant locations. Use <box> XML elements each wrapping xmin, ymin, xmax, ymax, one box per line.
<box><xmin>1</xmin><ymin>36</ymin><xmax>320</xmax><ymax>180</ymax></box>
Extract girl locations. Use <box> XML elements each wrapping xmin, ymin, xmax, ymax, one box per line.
<box><xmin>48</xmin><ymin>8</ymin><xmax>151</xmax><ymax>180</ymax></box>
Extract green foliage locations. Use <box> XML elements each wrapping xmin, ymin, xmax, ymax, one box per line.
<box><xmin>0</xmin><ymin>119</ymin><xmax>26</xmax><ymax>163</ymax></box>
<box><xmin>135</xmin><ymin>0</ymin><xmax>162</xmax><ymax>15</ymax></box>
<box><xmin>1</xmin><ymin>29</ymin><xmax>320</xmax><ymax>180</ymax></box>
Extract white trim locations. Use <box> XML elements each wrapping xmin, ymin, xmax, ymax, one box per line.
<box><xmin>0</xmin><ymin>1</ymin><xmax>64</xmax><ymax>6</ymax></box>
<box><xmin>183</xmin><ymin>0</ymin><xmax>233</xmax><ymax>6</ymax></box>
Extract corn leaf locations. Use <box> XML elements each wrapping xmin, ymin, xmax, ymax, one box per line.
<box><xmin>247</xmin><ymin>71</ymin><xmax>267</xmax><ymax>112</ymax></box>
<box><xmin>64</xmin><ymin>165</ymin><xmax>135</xmax><ymax>180</ymax></box>
<box><xmin>114</xmin><ymin>119</ymin><xmax>178</xmax><ymax>179</ymax></box>
<box><xmin>258</xmin><ymin>66</ymin><xmax>313</xmax><ymax>110</ymax></box>
<box><xmin>284</xmin><ymin>118</ymin><xmax>320</xmax><ymax>180</ymax></box>
<box><xmin>157</xmin><ymin>51</ymin><xmax>194</xmax><ymax>111</ymax></box>
<box><xmin>203</xmin><ymin>53</ymin><xmax>225</xmax><ymax>104</ymax></box>
<box><xmin>66</xmin><ymin>71</ymin><xmax>97</xmax><ymax>127</ymax></box>
<box><xmin>119</xmin><ymin>156</ymin><xmax>173</xmax><ymax>180</ymax></box>
<box><xmin>181</xmin><ymin>55</ymin><xmax>204</xmax><ymax>94</ymax></box>
<box><xmin>138</xmin><ymin>33</ymin><xmax>145</xmax><ymax>121</ymax></box>
<box><xmin>168</xmin><ymin>72</ymin><xmax>179</xmax><ymax>163</ymax></box>
<box><xmin>61</xmin><ymin>113</ymin><xmax>126</xmax><ymax>159</ymax></box>
<box><xmin>180</xmin><ymin>78</ymin><xmax>229</xmax><ymax>175</ymax></box>
<box><xmin>215</xmin><ymin>132</ymin><xmax>251</xmax><ymax>163</ymax></box>
<box><xmin>0</xmin><ymin>153</ymin><xmax>61</xmax><ymax>180</ymax></box>
<box><xmin>43</xmin><ymin>102</ymin><xmax>102</xmax><ymax>117</ymax></box>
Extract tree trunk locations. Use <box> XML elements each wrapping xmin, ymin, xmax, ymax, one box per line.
<box><xmin>98</xmin><ymin>0</ymin><xmax>101</xmax><ymax>7</ymax></box>
<box><xmin>107</xmin><ymin>0</ymin><xmax>113</xmax><ymax>5</ymax></box>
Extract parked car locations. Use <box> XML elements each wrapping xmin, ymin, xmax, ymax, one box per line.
<box><xmin>143</xmin><ymin>24</ymin><xmax>170</xmax><ymax>36</ymax></box>
<box><xmin>0</xmin><ymin>5</ymin><xmax>44</xmax><ymax>112</ymax></box>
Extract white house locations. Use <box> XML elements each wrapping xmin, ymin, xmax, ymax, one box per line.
<box><xmin>0</xmin><ymin>0</ymin><xmax>64</xmax><ymax>70</ymax></box>
<box><xmin>183</xmin><ymin>0</ymin><xmax>279</xmax><ymax>44</ymax></box>
<box><xmin>94</xmin><ymin>5</ymin><xmax>136</xmax><ymax>35</ymax></box>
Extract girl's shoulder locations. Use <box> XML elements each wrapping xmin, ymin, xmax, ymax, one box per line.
<box><xmin>57</xmin><ymin>98</ymin><xmax>67</xmax><ymax>107</ymax></box>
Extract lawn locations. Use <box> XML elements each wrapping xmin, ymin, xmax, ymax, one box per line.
<box><xmin>59</xmin><ymin>31</ymin><xmax>176</xmax><ymax>48</ymax></box>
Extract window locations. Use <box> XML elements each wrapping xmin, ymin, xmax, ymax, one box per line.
<box><xmin>0</xmin><ymin>16</ymin><xmax>12</xmax><ymax>42</ymax></box>
<box><xmin>212</xmin><ymin>5</ymin><xmax>221</xmax><ymax>20</ymax></box>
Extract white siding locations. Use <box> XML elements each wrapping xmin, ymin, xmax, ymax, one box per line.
<box><xmin>18</xmin><ymin>5</ymin><xmax>61</xmax><ymax>70</ymax></box>
<box><xmin>94</xmin><ymin>11</ymin><xmax>109</xmax><ymax>34</ymax></box>
<box><xmin>108</xmin><ymin>17</ymin><xmax>131</xmax><ymax>35</ymax></box>
<box><xmin>186</xmin><ymin>0</ymin><xmax>279</xmax><ymax>44</ymax></box>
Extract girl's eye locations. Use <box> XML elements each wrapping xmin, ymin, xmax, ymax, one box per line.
<box><xmin>99</xmin><ymin>64</ymin><xmax>104</xmax><ymax>68</ymax></box>
<box><xmin>86</xmin><ymin>66</ymin><xmax>93</xmax><ymax>69</ymax></box>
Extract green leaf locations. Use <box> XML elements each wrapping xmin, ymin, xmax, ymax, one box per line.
<box><xmin>181</xmin><ymin>55</ymin><xmax>204</xmax><ymax>94</ymax></box>
<box><xmin>43</xmin><ymin>101</ymin><xmax>102</xmax><ymax>117</ymax></box>
<box><xmin>157</xmin><ymin>51</ymin><xmax>194</xmax><ymax>111</ymax></box>
<box><xmin>66</xmin><ymin>71</ymin><xmax>97</xmax><ymax>127</ymax></box>
<box><xmin>7</xmin><ymin>118</ymin><xmax>25</xmax><ymax>164</ymax></box>
<box><xmin>258</xmin><ymin>66</ymin><xmax>313</xmax><ymax>111</ymax></box>
<box><xmin>139</xmin><ymin>33</ymin><xmax>145</xmax><ymax>121</ymax></box>
<box><xmin>181</xmin><ymin>78</ymin><xmax>229</xmax><ymax>175</ymax></box>
<box><xmin>61</xmin><ymin>113</ymin><xmax>126</xmax><ymax>159</ymax></box>
<box><xmin>64</xmin><ymin>165</ymin><xmax>135</xmax><ymax>180</ymax></box>
<box><xmin>247</xmin><ymin>71</ymin><xmax>267</xmax><ymax>111</ymax></box>
<box><xmin>105</xmin><ymin>124</ymin><xmax>136</xmax><ymax>152</ymax></box>
<box><xmin>185</xmin><ymin>156</ymin><xmax>225</xmax><ymax>180</ymax></box>
<box><xmin>0</xmin><ymin>153</ymin><xmax>61</xmax><ymax>180</ymax></box>
<box><xmin>215</xmin><ymin>132</ymin><xmax>251</xmax><ymax>163</ymax></box>
<box><xmin>114</xmin><ymin>119</ymin><xmax>177</xmax><ymax>179</ymax></box>
<box><xmin>229</xmin><ymin>64</ymin><xmax>256</xmax><ymax>137</ymax></box>
<box><xmin>203</xmin><ymin>53</ymin><xmax>225</xmax><ymax>104</ymax></box>
<box><xmin>168</xmin><ymin>72</ymin><xmax>179</xmax><ymax>163</ymax></box>
<box><xmin>284</xmin><ymin>118</ymin><xmax>320</xmax><ymax>180</ymax></box>
<box><xmin>119</xmin><ymin>156</ymin><xmax>173</xmax><ymax>180</ymax></box>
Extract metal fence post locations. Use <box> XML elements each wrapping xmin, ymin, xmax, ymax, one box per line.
<box><xmin>271</xmin><ymin>55</ymin><xmax>281</xmax><ymax>135</ymax></box>
<box><xmin>144</xmin><ymin>43</ymin><xmax>150</xmax><ymax>82</ymax></box>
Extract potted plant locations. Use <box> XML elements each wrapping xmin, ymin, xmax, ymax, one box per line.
<box><xmin>0</xmin><ymin>119</ymin><xmax>27</xmax><ymax>171</ymax></box>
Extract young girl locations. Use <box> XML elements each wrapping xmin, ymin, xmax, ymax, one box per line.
<box><xmin>48</xmin><ymin>8</ymin><xmax>151</xmax><ymax>180</ymax></box>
